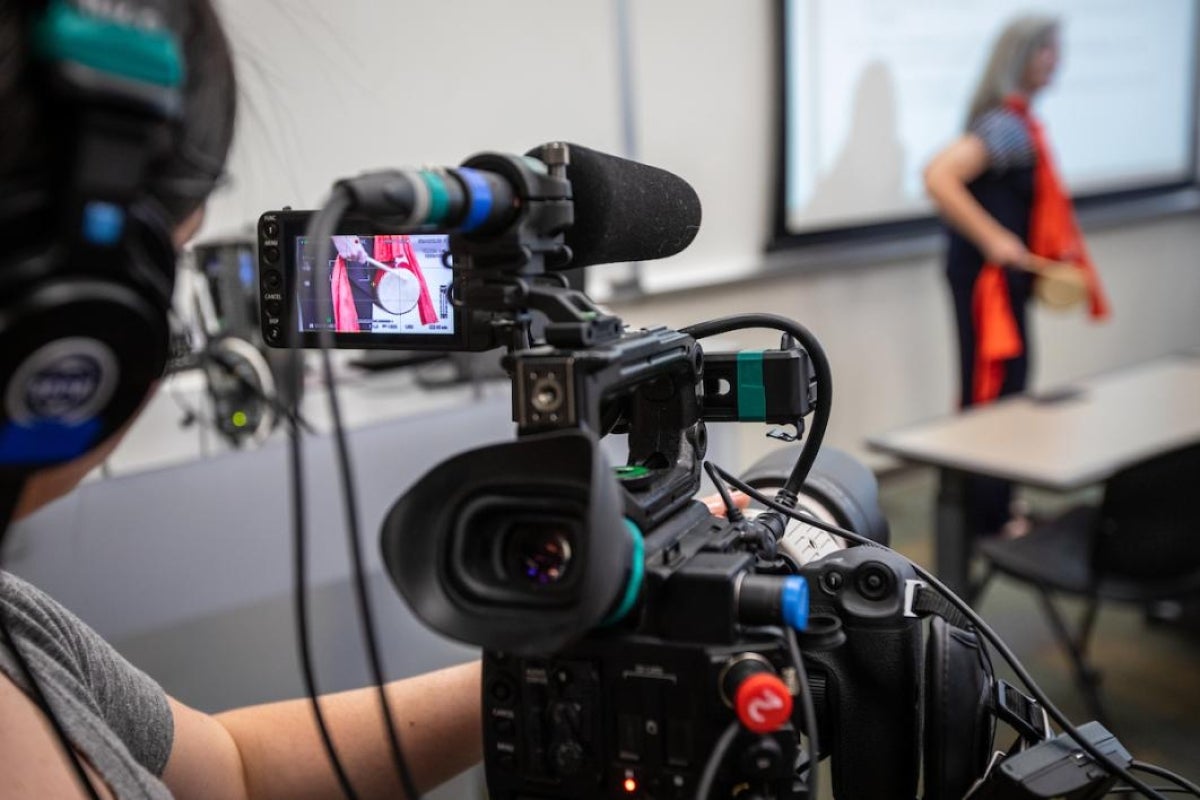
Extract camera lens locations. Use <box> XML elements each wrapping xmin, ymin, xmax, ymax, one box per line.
<box><xmin>506</xmin><ymin>523</ymin><xmax>573</xmax><ymax>585</ymax></box>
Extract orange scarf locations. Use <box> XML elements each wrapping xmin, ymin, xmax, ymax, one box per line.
<box><xmin>971</xmin><ymin>95</ymin><xmax>1111</xmax><ymax>404</ymax></box>
<box><xmin>331</xmin><ymin>255</ymin><xmax>361</xmax><ymax>332</ymax></box>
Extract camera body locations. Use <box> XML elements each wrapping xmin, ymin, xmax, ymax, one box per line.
<box><xmin>481</xmin><ymin>545</ymin><xmax>923</xmax><ymax>800</ymax></box>
<box><xmin>378</xmin><ymin>318</ymin><xmax>927</xmax><ymax>798</ymax></box>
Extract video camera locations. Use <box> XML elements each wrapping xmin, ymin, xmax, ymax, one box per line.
<box><xmin>262</xmin><ymin>143</ymin><xmax>1148</xmax><ymax>799</ymax></box>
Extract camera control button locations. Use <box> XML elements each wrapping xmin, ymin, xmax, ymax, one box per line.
<box><xmin>855</xmin><ymin>563</ymin><xmax>893</xmax><ymax>601</ymax></box>
<box><xmin>735</xmin><ymin>673</ymin><xmax>793</xmax><ymax>734</ymax></box>
<box><xmin>551</xmin><ymin>739</ymin><xmax>584</xmax><ymax>775</ymax></box>
<box><xmin>820</xmin><ymin>570</ymin><xmax>843</xmax><ymax>593</ymax></box>
<box><xmin>665</xmin><ymin>720</ymin><xmax>692</xmax><ymax>766</ymax></box>
<box><xmin>490</xmin><ymin>679</ymin><xmax>515</xmax><ymax>703</ymax></box>
<box><xmin>739</xmin><ymin>736</ymin><xmax>784</xmax><ymax>777</ymax></box>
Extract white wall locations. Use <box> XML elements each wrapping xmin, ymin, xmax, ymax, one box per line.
<box><xmin>202</xmin><ymin>0</ymin><xmax>1200</xmax><ymax>468</ymax></box>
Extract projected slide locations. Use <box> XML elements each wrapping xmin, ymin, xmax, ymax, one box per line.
<box><xmin>781</xmin><ymin>0</ymin><xmax>1198</xmax><ymax>235</ymax></box>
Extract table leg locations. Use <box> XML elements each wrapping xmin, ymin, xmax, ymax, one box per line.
<box><xmin>935</xmin><ymin>468</ymin><xmax>972</xmax><ymax>597</ymax></box>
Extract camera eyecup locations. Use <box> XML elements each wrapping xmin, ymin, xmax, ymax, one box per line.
<box><xmin>601</xmin><ymin>519</ymin><xmax>645</xmax><ymax>625</ymax></box>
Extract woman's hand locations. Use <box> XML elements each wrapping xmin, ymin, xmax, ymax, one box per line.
<box><xmin>983</xmin><ymin>229</ymin><xmax>1029</xmax><ymax>268</ymax></box>
<box><xmin>702</xmin><ymin>490</ymin><xmax>751</xmax><ymax>518</ymax></box>
<box><xmin>332</xmin><ymin>235</ymin><xmax>371</xmax><ymax>263</ymax></box>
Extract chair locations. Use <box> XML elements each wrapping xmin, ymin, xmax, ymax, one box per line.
<box><xmin>972</xmin><ymin>443</ymin><xmax>1200</xmax><ymax>723</ymax></box>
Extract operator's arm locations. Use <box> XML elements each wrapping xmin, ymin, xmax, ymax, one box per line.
<box><xmin>163</xmin><ymin>660</ymin><xmax>482</xmax><ymax>800</ymax></box>
<box><xmin>923</xmin><ymin>134</ymin><xmax>1027</xmax><ymax>267</ymax></box>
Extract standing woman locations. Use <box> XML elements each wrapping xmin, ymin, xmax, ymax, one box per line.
<box><xmin>924</xmin><ymin>15</ymin><xmax>1109</xmax><ymax>536</ymax></box>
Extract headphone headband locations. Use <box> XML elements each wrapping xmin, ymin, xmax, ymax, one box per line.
<box><xmin>0</xmin><ymin>0</ymin><xmax>186</xmax><ymax>469</ymax></box>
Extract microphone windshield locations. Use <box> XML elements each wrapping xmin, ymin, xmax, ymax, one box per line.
<box><xmin>532</xmin><ymin>143</ymin><xmax>702</xmax><ymax>269</ymax></box>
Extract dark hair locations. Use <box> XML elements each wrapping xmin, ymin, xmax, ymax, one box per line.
<box><xmin>0</xmin><ymin>0</ymin><xmax>237</xmax><ymax>226</ymax></box>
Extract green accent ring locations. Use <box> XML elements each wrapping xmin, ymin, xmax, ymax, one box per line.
<box><xmin>737</xmin><ymin>350</ymin><xmax>767</xmax><ymax>421</ymax></box>
<box><xmin>34</xmin><ymin>0</ymin><xmax>184</xmax><ymax>88</ymax></box>
<box><xmin>420</xmin><ymin>171</ymin><xmax>450</xmax><ymax>225</ymax></box>
<box><xmin>603</xmin><ymin>520</ymin><xmax>645</xmax><ymax>626</ymax></box>
<box><xmin>615</xmin><ymin>465</ymin><xmax>651</xmax><ymax>480</ymax></box>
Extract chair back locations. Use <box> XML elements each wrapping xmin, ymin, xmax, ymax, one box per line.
<box><xmin>1094</xmin><ymin>443</ymin><xmax>1200</xmax><ymax>588</ymax></box>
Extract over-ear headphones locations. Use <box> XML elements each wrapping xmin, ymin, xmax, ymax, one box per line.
<box><xmin>0</xmin><ymin>0</ymin><xmax>184</xmax><ymax>468</ymax></box>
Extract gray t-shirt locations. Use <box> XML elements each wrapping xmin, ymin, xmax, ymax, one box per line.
<box><xmin>0</xmin><ymin>571</ymin><xmax>174</xmax><ymax>799</ymax></box>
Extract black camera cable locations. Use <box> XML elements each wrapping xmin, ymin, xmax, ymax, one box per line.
<box><xmin>786</xmin><ymin>625</ymin><xmax>821</xmax><ymax>800</ymax></box>
<box><xmin>699</xmin><ymin>461</ymin><xmax>821</xmax><ymax>800</ymax></box>
<box><xmin>1129</xmin><ymin>762</ymin><xmax>1200</xmax><ymax>796</ymax></box>
<box><xmin>286</xmin><ymin>194</ymin><xmax>363</xmax><ymax>800</ymax></box>
<box><xmin>304</xmin><ymin>192</ymin><xmax>423</xmax><ymax>800</ymax></box>
<box><xmin>682</xmin><ymin>313</ymin><xmax>833</xmax><ymax>503</ymax></box>
<box><xmin>171</xmin><ymin>307</ymin><xmax>357</xmax><ymax>796</ymax></box>
<box><xmin>693</xmin><ymin>719</ymin><xmax>741</xmax><ymax>800</ymax></box>
<box><xmin>706</xmin><ymin>464</ymin><xmax>1189</xmax><ymax>800</ymax></box>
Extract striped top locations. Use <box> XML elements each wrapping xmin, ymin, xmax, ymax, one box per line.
<box><xmin>970</xmin><ymin>108</ymin><xmax>1035</xmax><ymax>173</ymax></box>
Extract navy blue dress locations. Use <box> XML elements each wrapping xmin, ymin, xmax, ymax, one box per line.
<box><xmin>944</xmin><ymin>107</ymin><xmax>1037</xmax><ymax>534</ymax></box>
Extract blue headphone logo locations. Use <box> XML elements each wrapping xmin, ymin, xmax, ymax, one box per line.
<box><xmin>7</xmin><ymin>339</ymin><xmax>118</xmax><ymax>425</ymax></box>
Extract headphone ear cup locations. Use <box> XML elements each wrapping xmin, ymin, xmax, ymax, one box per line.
<box><xmin>0</xmin><ymin>272</ymin><xmax>168</xmax><ymax>466</ymax></box>
<box><xmin>923</xmin><ymin>618</ymin><xmax>996</xmax><ymax>800</ymax></box>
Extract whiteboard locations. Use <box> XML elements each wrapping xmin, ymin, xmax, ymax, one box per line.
<box><xmin>779</xmin><ymin>0</ymin><xmax>1199</xmax><ymax>238</ymax></box>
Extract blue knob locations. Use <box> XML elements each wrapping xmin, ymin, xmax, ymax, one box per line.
<box><xmin>781</xmin><ymin>576</ymin><xmax>809</xmax><ymax>631</ymax></box>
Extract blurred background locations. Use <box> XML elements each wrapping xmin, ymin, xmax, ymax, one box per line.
<box><xmin>6</xmin><ymin>0</ymin><xmax>1198</xmax><ymax>796</ymax></box>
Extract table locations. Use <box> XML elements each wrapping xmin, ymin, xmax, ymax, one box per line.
<box><xmin>867</xmin><ymin>354</ymin><xmax>1200</xmax><ymax>595</ymax></box>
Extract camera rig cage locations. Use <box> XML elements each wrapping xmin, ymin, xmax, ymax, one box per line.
<box><xmin>266</xmin><ymin>143</ymin><xmax>1192</xmax><ymax>800</ymax></box>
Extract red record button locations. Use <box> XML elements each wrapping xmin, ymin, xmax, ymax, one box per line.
<box><xmin>734</xmin><ymin>673</ymin><xmax>793</xmax><ymax>734</ymax></box>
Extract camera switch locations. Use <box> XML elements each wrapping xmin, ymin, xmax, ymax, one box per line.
<box><xmin>617</xmin><ymin>713</ymin><xmax>644</xmax><ymax>761</ymax></box>
<box><xmin>665</xmin><ymin>720</ymin><xmax>693</xmax><ymax>766</ymax></box>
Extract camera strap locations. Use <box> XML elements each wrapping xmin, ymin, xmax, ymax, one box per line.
<box><xmin>903</xmin><ymin>578</ymin><xmax>973</xmax><ymax>628</ymax></box>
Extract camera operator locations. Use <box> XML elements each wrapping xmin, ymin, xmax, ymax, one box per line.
<box><xmin>0</xmin><ymin>3</ymin><xmax>483</xmax><ymax>798</ymax></box>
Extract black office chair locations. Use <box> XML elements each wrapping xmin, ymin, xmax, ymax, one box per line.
<box><xmin>972</xmin><ymin>443</ymin><xmax>1200</xmax><ymax>723</ymax></box>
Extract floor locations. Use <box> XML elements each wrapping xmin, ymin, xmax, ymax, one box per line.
<box><xmin>876</xmin><ymin>466</ymin><xmax>1200</xmax><ymax>782</ymax></box>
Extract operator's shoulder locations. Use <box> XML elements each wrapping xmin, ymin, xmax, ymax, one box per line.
<box><xmin>0</xmin><ymin>669</ymin><xmax>116</xmax><ymax>799</ymax></box>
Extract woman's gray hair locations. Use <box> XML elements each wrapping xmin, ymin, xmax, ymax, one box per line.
<box><xmin>965</xmin><ymin>14</ymin><xmax>1060</xmax><ymax>129</ymax></box>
